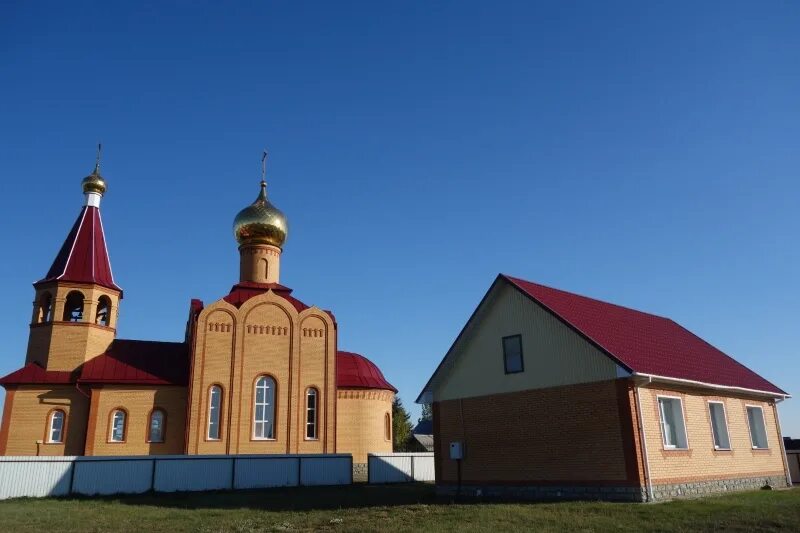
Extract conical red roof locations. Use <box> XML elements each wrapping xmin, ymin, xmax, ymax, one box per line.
<box><xmin>36</xmin><ymin>206</ymin><xmax>121</xmax><ymax>293</ymax></box>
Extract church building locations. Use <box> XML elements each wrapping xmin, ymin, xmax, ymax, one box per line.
<box><xmin>0</xmin><ymin>158</ymin><xmax>396</xmax><ymax>471</ymax></box>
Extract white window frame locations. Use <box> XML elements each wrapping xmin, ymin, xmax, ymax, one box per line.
<box><xmin>657</xmin><ymin>395</ymin><xmax>689</xmax><ymax>450</ymax></box>
<box><xmin>47</xmin><ymin>410</ymin><xmax>65</xmax><ymax>443</ymax></box>
<box><xmin>109</xmin><ymin>410</ymin><xmax>126</xmax><ymax>443</ymax></box>
<box><xmin>305</xmin><ymin>388</ymin><xmax>318</xmax><ymax>440</ymax></box>
<box><xmin>707</xmin><ymin>401</ymin><xmax>731</xmax><ymax>451</ymax></box>
<box><xmin>253</xmin><ymin>376</ymin><xmax>276</xmax><ymax>440</ymax></box>
<box><xmin>207</xmin><ymin>385</ymin><xmax>222</xmax><ymax>441</ymax></box>
<box><xmin>745</xmin><ymin>404</ymin><xmax>770</xmax><ymax>450</ymax></box>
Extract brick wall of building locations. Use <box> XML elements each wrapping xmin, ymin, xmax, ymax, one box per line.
<box><xmin>0</xmin><ymin>385</ymin><xmax>89</xmax><ymax>456</ymax></box>
<box><xmin>85</xmin><ymin>385</ymin><xmax>187</xmax><ymax>456</ymax></box>
<box><xmin>336</xmin><ymin>389</ymin><xmax>394</xmax><ymax>464</ymax></box>
<box><xmin>434</xmin><ymin>379</ymin><xmax>638</xmax><ymax>486</ymax></box>
<box><xmin>637</xmin><ymin>385</ymin><xmax>787</xmax><ymax>486</ymax></box>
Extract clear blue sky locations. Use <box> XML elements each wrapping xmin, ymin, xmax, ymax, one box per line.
<box><xmin>1</xmin><ymin>1</ymin><xmax>798</xmax><ymax>435</ymax></box>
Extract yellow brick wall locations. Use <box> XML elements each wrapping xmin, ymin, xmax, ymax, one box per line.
<box><xmin>0</xmin><ymin>385</ymin><xmax>89</xmax><ymax>456</ymax></box>
<box><xmin>85</xmin><ymin>385</ymin><xmax>187</xmax><ymax>456</ymax></box>
<box><xmin>638</xmin><ymin>386</ymin><xmax>786</xmax><ymax>484</ymax></box>
<box><xmin>186</xmin><ymin>291</ymin><xmax>338</xmax><ymax>456</ymax></box>
<box><xmin>336</xmin><ymin>389</ymin><xmax>394</xmax><ymax>464</ymax></box>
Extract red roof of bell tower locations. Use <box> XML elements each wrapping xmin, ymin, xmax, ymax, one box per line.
<box><xmin>36</xmin><ymin>159</ymin><xmax>122</xmax><ymax>294</ymax></box>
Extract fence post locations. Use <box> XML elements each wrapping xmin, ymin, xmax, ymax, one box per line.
<box><xmin>68</xmin><ymin>459</ymin><xmax>77</xmax><ymax>496</ymax></box>
<box><xmin>410</xmin><ymin>455</ymin><xmax>415</xmax><ymax>482</ymax></box>
<box><xmin>150</xmin><ymin>458</ymin><xmax>157</xmax><ymax>493</ymax></box>
<box><xmin>297</xmin><ymin>456</ymin><xmax>303</xmax><ymax>486</ymax></box>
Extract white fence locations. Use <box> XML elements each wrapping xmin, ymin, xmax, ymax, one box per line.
<box><xmin>0</xmin><ymin>454</ymin><xmax>352</xmax><ymax>500</ymax></box>
<box><xmin>368</xmin><ymin>453</ymin><xmax>434</xmax><ymax>483</ymax></box>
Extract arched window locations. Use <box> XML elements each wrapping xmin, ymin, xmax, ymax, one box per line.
<box><xmin>148</xmin><ymin>409</ymin><xmax>166</xmax><ymax>443</ymax></box>
<box><xmin>305</xmin><ymin>388</ymin><xmax>318</xmax><ymax>440</ymax></box>
<box><xmin>96</xmin><ymin>296</ymin><xmax>111</xmax><ymax>326</ymax></box>
<box><xmin>253</xmin><ymin>376</ymin><xmax>276</xmax><ymax>440</ymax></box>
<box><xmin>63</xmin><ymin>291</ymin><xmax>85</xmax><ymax>322</ymax></box>
<box><xmin>109</xmin><ymin>409</ymin><xmax>126</xmax><ymax>442</ymax></box>
<box><xmin>47</xmin><ymin>410</ymin><xmax>65</xmax><ymax>443</ymax></box>
<box><xmin>385</xmin><ymin>412</ymin><xmax>391</xmax><ymax>441</ymax></box>
<box><xmin>261</xmin><ymin>258</ymin><xmax>269</xmax><ymax>280</ymax></box>
<box><xmin>38</xmin><ymin>292</ymin><xmax>53</xmax><ymax>323</ymax></box>
<box><xmin>207</xmin><ymin>385</ymin><xmax>222</xmax><ymax>440</ymax></box>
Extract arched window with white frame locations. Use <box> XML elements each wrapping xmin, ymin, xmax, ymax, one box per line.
<box><xmin>207</xmin><ymin>385</ymin><xmax>222</xmax><ymax>440</ymax></box>
<box><xmin>109</xmin><ymin>409</ymin><xmax>126</xmax><ymax>442</ymax></box>
<box><xmin>305</xmin><ymin>388</ymin><xmax>318</xmax><ymax>440</ymax></box>
<box><xmin>253</xmin><ymin>375</ymin><xmax>276</xmax><ymax>440</ymax></box>
<box><xmin>47</xmin><ymin>410</ymin><xmax>65</xmax><ymax>443</ymax></box>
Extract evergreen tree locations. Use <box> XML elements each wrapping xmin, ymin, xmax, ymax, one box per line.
<box><xmin>418</xmin><ymin>403</ymin><xmax>432</xmax><ymax>423</ymax></box>
<box><xmin>392</xmin><ymin>396</ymin><xmax>413</xmax><ymax>452</ymax></box>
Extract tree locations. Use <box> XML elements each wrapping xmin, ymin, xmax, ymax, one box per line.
<box><xmin>392</xmin><ymin>396</ymin><xmax>414</xmax><ymax>452</ymax></box>
<box><xmin>418</xmin><ymin>403</ymin><xmax>432</xmax><ymax>424</ymax></box>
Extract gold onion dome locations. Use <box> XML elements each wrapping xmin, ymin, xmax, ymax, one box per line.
<box><xmin>233</xmin><ymin>180</ymin><xmax>288</xmax><ymax>248</ymax></box>
<box><xmin>81</xmin><ymin>164</ymin><xmax>107</xmax><ymax>195</ymax></box>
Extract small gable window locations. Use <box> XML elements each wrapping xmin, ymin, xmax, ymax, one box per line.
<box><xmin>96</xmin><ymin>296</ymin><xmax>111</xmax><ymax>326</ymax></box>
<box><xmin>708</xmin><ymin>402</ymin><xmax>730</xmax><ymax>450</ymax></box>
<box><xmin>746</xmin><ymin>405</ymin><xmax>769</xmax><ymax>449</ymax></box>
<box><xmin>502</xmin><ymin>335</ymin><xmax>524</xmax><ymax>374</ymax></box>
<box><xmin>109</xmin><ymin>409</ymin><xmax>126</xmax><ymax>443</ymax></box>
<box><xmin>208</xmin><ymin>385</ymin><xmax>222</xmax><ymax>440</ymax></box>
<box><xmin>63</xmin><ymin>291</ymin><xmax>85</xmax><ymax>322</ymax></box>
<box><xmin>148</xmin><ymin>409</ymin><xmax>166</xmax><ymax>443</ymax></box>
<box><xmin>47</xmin><ymin>410</ymin><xmax>65</xmax><ymax>443</ymax></box>
<box><xmin>658</xmin><ymin>397</ymin><xmax>688</xmax><ymax>449</ymax></box>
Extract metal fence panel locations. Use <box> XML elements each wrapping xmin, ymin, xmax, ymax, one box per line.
<box><xmin>368</xmin><ymin>453</ymin><xmax>435</xmax><ymax>483</ymax></box>
<box><xmin>235</xmin><ymin>457</ymin><xmax>298</xmax><ymax>489</ymax></box>
<box><xmin>0</xmin><ymin>457</ymin><xmax>75</xmax><ymax>499</ymax></box>
<box><xmin>300</xmin><ymin>455</ymin><xmax>351</xmax><ymax>486</ymax></box>
<box><xmin>154</xmin><ymin>457</ymin><xmax>233</xmax><ymax>492</ymax></box>
<box><xmin>73</xmin><ymin>458</ymin><xmax>153</xmax><ymax>495</ymax></box>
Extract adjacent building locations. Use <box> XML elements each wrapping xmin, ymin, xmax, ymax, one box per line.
<box><xmin>417</xmin><ymin>274</ymin><xmax>792</xmax><ymax>501</ymax></box>
<box><xmin>0</xmin><ymin>161</ymin><xmax>396</xmax><ymax>472</ymax></box>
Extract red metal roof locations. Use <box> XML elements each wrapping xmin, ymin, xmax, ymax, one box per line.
<box><xmin>337</xmin><ymin>351</ymin><xmax>397</xmax><ymax>392</ymax></box>
<box><xmin>36</xmin><ymin>206</ymin><xmax>122</xmax><ymax>293</ymax></box>
<box><xmin>223</xmin><ymin>282</ymin><xmax>309</xmax><ymax>312</ymax></box>
<box><xmin>503</xmin><ymin>275</ymin><xmax>786</xmax><ymax>396</ymax></box>
<box><xmin>0</xmin><ymin>363</ymin><xmax>76</xmax><ymax>386</ymax></box>
<box><xmin>79</xmin><ymin>339</ymin><xmax>189</xmax><ymax>386</ymax></box>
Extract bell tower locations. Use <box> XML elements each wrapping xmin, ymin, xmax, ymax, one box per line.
<box><xmin>26</xmin><ymin>149</ymin><xmax>123</xmax><ymax>371</ymax></box>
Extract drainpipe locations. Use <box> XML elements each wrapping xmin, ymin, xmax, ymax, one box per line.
<box><xmin>774</xmin><ymin>398</ymin><xmax>792</xmax><ymax>486</ymax></box>
<box><xmin>633</xmin><ymin>378</ymin><xmax>653</xmax><ymax>502</ymax></box>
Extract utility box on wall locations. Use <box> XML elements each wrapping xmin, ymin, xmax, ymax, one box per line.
<box><xmin>449</xmin><ymin>441</ymin><xmax>463</xmax><ymax>460</ymax></box>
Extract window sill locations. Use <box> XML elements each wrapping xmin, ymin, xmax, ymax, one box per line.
<box><xmin>304</xmin><ymin>438</ymin><xmax>319</xmax><ymax>441</ymax></box>
<box><xmin>252</xmin><ymin>438</ymin><xmax>277</xmax><ymax>441</ymax></box>
<box><xmin>662</xmin><ymin>446</ymin><xmax>689</xmax><ymax>451</ymax></box>
<box><xmin>713</xmin><ymin>447</ymin><xmax>732</xmax><ymax>452</ymax></box>
<box><xmin>751</xmin><ymin>446</ymin><xmax>770</xmax><ymax>451</ymax></box>
<box><xmin>107</xmin><ymin>441</ymin><xmax>126</xmax><ymax>444</ymax></box>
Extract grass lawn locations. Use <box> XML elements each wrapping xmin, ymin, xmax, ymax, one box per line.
<box><xmin>0</xmin><ymin>484</ymin><xmax>797</xmax><ymax>532</ymax></box>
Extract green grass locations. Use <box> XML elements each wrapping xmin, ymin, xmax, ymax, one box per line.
<box><xmin>0</xmin><ymin>484</ymin><xmax>797</xmax><ymax>532</ymax></box>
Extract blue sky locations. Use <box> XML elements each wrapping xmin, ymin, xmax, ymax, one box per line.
<box><xmin>0</xmin><ymin>1</ymin><xmax>798</xmax><ymax>435</ymax></box>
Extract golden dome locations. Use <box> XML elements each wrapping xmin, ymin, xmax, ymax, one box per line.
<box><xmin>82</xmin><ymin>164</ymin><xmax>106</xmax><ymax>195</ymax></box>
<box><xmin>233</xmin><ymin>181</ymin><xmax>288</xmax><ymax>248</ymax></box>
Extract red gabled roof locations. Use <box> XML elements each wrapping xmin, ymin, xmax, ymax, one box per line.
<box><xmin>221</xmin><ymin>282</ymin><xmax>336</xmax><ymax>323</ymax></box>
<box><xmin>79</xmin><ymin>339</ymin><xmax>189</xmax><ymax>385</ymax></box>
<box><xmin>503</xmin><ymin>275</ymin><xmax>786</xmax><ymax>396</ymax></box>
<box><xmin>0</xmin><ymin>363</ymin><xmax>76</xmax><ymax>386</ymax></box>
<box><xmin>36</xmin><ymin>206</ymin><xmax>121</xmax><ymax>293</ymax></box>
<box><xmin>337</xmin><ymin>351</ymin><xmax>397</xmax><ymax>392</ymax></box>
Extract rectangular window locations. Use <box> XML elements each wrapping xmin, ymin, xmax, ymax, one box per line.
<box><xmin>746</xmin><ymin>405</ymin><xmax>769</xmax><ymax>449</ymax></box>
<box><xmin>708</xmin><ymin>402</ymin><xmax>730</xmax><ymax>450</ymax></box>
<box><xmin>658</xmin><ymin>397</ymin><xmax>688</xmax><ymax>449</ymax></box>
<box><xmin>502</xmin><ymin>335</ymin><xmax>524</xmax><ymax>374</ymax></box>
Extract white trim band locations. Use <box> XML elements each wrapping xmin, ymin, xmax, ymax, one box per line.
<box><xmin>633</xmin><ymin>372</ymin><xmax>790</xmax><ymax>399</ymax></box>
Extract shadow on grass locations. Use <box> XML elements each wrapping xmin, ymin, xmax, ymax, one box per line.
<box><xmin>62</xmin><ymin>483</ymin><xmax>458</xmax><ymax>512</ymax></box>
